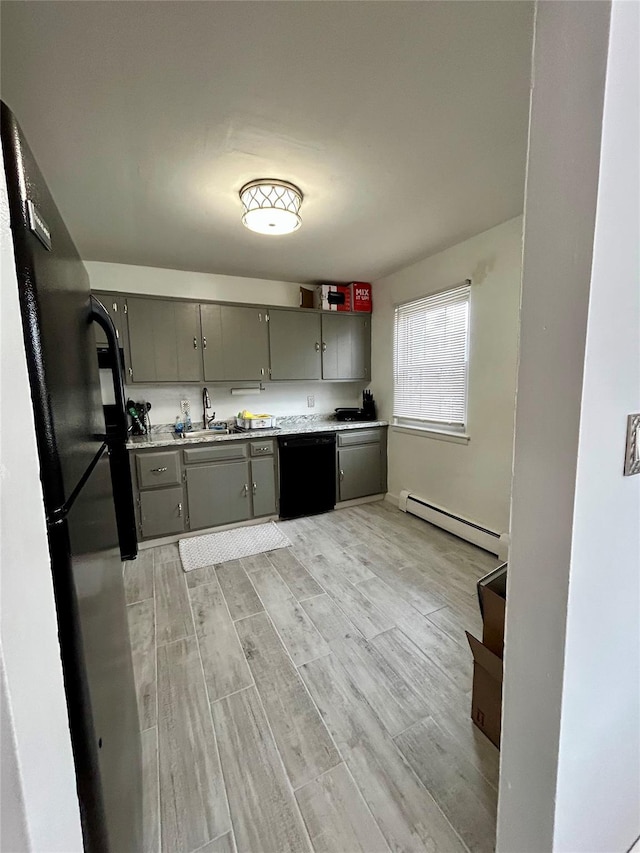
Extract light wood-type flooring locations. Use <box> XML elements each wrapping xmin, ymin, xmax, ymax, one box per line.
<box><xmin>124</xmin><ymin>500</ymin><xmax>501</xmax><ymax>853</ymax></box>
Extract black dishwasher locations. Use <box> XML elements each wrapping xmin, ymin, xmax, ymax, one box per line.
<box><xmin>278</xmin><ymin>433</ymin><xmax>336</xmax><ymax>519</ymax></box>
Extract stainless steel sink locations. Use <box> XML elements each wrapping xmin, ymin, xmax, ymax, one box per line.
<box><xmin>172</xmin><ymin>428</ymin><xmax>230</xmax><ymax>440</ymax></box>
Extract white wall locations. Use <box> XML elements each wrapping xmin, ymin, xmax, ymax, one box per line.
<box><xmin>553</xmin><ymin>2</ymin><xmax>639</xmax><ymax>848</ymax></box>
<box><xmin>86</xmin><ymin>261</ymin><xmax>365</xmax><ymax>423</ymax></box>
<box><xmin>1</xmin><ymin>153</ymin><xmax>83</xmax><ymax>850</ymax></box>
<box><xmin>499</xmin><ymin>2</ymin><xmax>640</xmax><ymax>851</ymax></box>
<box><xmin>370</xmin><ymin>216</ymin><xmax>522</xmax><ymax>534</ymax></box>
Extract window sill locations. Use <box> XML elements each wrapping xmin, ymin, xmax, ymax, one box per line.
<box><xmin>391</xmin><ymin>424</ymin><xmax>470</xmax><ymax>445</ymax></box>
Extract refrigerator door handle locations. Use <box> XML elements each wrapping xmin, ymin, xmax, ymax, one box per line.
<box><xmin>90</xmin><ymin>295</ymin><xmax>127</xmax><ymax>430</ymax></box>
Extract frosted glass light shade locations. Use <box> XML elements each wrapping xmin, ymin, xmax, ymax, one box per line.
<box><xmin>239</xmin><ymin>179</ymin><xmax>303</xmax><ymax>235</ymax></box>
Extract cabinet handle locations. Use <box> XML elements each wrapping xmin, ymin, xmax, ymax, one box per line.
<box><xmin>177</xmin><ymin>502</ymin><xmax>182</xmax><ymax>517</ymax></box>
<box><xmin>151</xmin><ymin>467</ymin><xmax>168</xmax><ymax>473</ymax></box>
<box><xmin>339</xmin><ymin>469</ymin><xmax>344</xmax><ymax>481</ymax></box>
<box><xmin>203</xmin><ymin>337</ymin><xmax>207</xmax><ymax>349</ymax></box>
<box><xmin>258</xmin><ymin>313</ymin><xmax>262</xmax><ymax>322</ymax></box>
<box><xmin>115</xmin><ymin>329</ymin><xmax>120</xmax><ymax>340</ymax></box>
<box><xmin>112</xmin><ymin>302</ymin><xmax>118</xmax><ymax>312</ymax></box>
<box><xmin>322</xmin><ymin>342</ymin><xmax>327</xmax><ymax>352</ymax></box>
<box><xmin>242</xmin><ymin>484</ymin><xmax>249</xmax><ymax>496</ymax></box>
<box><xmin>123</xmin><ymin>302</ymin><xmax>128</xmax><ymax>314</ymax></box>
<box><xmin>193</xmin><ymin>337</ymin><xmax>198</xmax><ymax>349</ymax></box>
<box><xmin>315</xmin><ymin>342</ymin><xmax>320</xmax><ymax>352</ymax></box>
<box><xmin>261</xmin><ymin>367</ymin><xmax>265</xmax><ymax>376</ymax></box>
<box><xmin>252</xmin><ymin>482</ymin><xmax>257</xmax><ymax>494</ymax></box>
<box><xmin>128</xmin><ymin>367</ymin><xmax>133</xmax><ymax>379</ymax></box>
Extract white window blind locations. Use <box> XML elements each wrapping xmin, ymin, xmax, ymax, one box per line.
<box><xmin>393</xmin><ymin>283</ymin><xmax>470</xmax><ymax>428</ymax></box>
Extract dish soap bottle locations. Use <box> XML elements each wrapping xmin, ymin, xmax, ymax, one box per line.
<box><xmin>175</xmin><ymin>415</ymin><xmax>184</xmax><ymax>436</ymax></box>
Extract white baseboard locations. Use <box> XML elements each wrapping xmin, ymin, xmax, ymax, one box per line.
<box><xmin>397</xmin><ymin>489</ymin><xmax>509</xmax><ymax>559</ymax></box>
<box><xmin>335</xmin><ymin>494</ymin><xmax>385</xmax><ymax>510</ymax></box>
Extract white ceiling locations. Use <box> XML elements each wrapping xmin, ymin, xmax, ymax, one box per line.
<box><xmin>1</xmin><ymin>1</ymin><xmax>533</xmax><ymax>283</ymax></box>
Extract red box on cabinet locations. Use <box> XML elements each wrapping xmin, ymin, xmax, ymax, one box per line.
<box><xmin>352</xmin><ymin>282</ymin><xmax>372</xmax><ymax>312</ymax></box>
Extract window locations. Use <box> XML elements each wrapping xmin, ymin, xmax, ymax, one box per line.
<box><xmin>393</xmin><ymin>282</ymin><xmax>470</xmax><ymax>432</ymax></box>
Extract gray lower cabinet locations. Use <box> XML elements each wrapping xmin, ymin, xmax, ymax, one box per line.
<box><xmin>201</xmin><ymin>303</ymin><xmax>269</xmax><ymax>381</ymax></box>
<box><xmin>268</xmin><ymin>309</ymin><xmax>322</xmax><ymax>380</ymax></box>
<box><xmin>139</xmin><ymin>487</ymin><xmax>185</xmax><ymax>539</ymax></box>
<box><xmin>127</xmin><ymin>296</ymin><xmax>203</xmax><ymax>383</ymax></box>
<box><xmin>338</xmin><ymin>441</ymin><xmax>384</xmax><ymax>501</ymax></box>
<box><xmin>186</xmin><ymin>461</ymin><xmax>252</xmax><ymax>530</ymax></box>
<box><xmin>251</xmin><ymin>456</ymin><xmax>277</xmax><ymax>517</ymax></box>
<box><xmin>322</xmin><ymin>313</ymin><xmax>371</xmax><ymax>380</ymax></box>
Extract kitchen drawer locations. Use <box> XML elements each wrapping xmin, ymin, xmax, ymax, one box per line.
<box><xmin>337</xmin><ymin>429</ymin><xmax>381</xmax><ymax>447</ymax></box>
<box><xmin>183</xmin><ymin>442</ymin><xmax>248</xmax><ymax>464</ymax></box>
<box><xmin>136</xmin><ymin>451</ymin><xmax>181</xmax><ymax>489</ymax></box>
<box><xmin>250</xmin><ymin>439</ymin><xmax>275</xmax><ymax>457</ymax></box>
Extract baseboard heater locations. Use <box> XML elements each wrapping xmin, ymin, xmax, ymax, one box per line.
<box><xmin>397</xmin><ymin>490</ymin><xmax>508</xmax><ymax>558</ymax></box>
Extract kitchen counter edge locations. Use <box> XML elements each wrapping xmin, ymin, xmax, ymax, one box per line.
<box><xmin>126</xmin><ymin>420</ymin><xmax>388</xmax><ymax>450</ymax></box>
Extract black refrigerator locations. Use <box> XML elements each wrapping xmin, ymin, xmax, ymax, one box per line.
<box><xmin>1</xmin><ymin>103</ymin><xmax>142</xmax><ymax>852</ymax></box>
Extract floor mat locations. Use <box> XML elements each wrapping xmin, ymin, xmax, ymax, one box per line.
<box><xmin>179</xmin><ymin>521</ymin><xmax>291</xmax><ymax>571</ymax></box>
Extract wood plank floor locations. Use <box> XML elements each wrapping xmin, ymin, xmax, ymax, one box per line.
<box><xmin>126</xmin><ymin>501</ymin><xmax>501</xmax><ymax>853</ymax></box>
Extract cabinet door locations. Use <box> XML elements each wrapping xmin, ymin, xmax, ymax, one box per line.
<box><xmin>139</xmin><ymin>487</ymin><xmax>185</xmax><ymax>538</ymax></box>
<box><xmin>92</xmin><ymin>291</ymin><xmax>123</xmax><ymax>347</ymax></box>
<box><xmin>251</xmin><ymin>456</ymin><xmax>277</xmax><ymax>517</ymax></box>
<box><xmin>322</xmin><ymin>314</ymin><xmax>370</xmax><ymax>380</ymax></box>
<box><xmin>127</xmin><ymin>297</ymin><xmax>173</xmax><ymax>382</ymax></box>
<box><xmin>175</xmin><ymin>301</ymin><xmax>203</xmax><ymax>382</ymax></box>
<box><xmin>201</xmin><ymin>304</ymin><xmax>269</xmax><ymax>382</ymax></box>
<box><xmin>186</xmin><ymin>461</ymin><xmax>251</xmax><ymax>530</ymax></box>
<box><xmin>338</xmin><ymin>444</ymin><xmax>382</xmax><ymax>501</ymax></box>
<box><xmin>127</xmin><ymin>297</ymin><xmax>202</xmax><ymax>383</ymax></box>
<box><xmin>200</xmin><ymin>303</ymin><xmax>225</xmax><ymax>381</ymax></box>
<box><xmin>269</xmin><ymin>310</ymin><xmax>322</xmax><ymax>380</ymax></box>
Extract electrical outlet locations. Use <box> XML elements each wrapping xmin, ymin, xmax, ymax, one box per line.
<box><xmin>307</xmin><ymin>395</ymin><xmax>315</xmax><ymax>408</ymax></box>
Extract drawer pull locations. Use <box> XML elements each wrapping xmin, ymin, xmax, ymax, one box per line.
<box><xmin>203</xmin><ymin>337</ymin><xmax>207</xmax><ymax>349</ymax></box>
<box><xmin>315</xmin><ymin>341</ymin><xmax>320</xmax><ymax>352</ymax></box>
<box><xmin>193</xmin><ymin>337</ymin><xmax>198</xmax><ymax>349</ymax></box>
<box><xmin>252</xmin><ymin>482</ymin><xmax>257</xmax><ymax>494</ymax></box>
<box><xmin>339</xmin><ymin>469</ymin><xmax>344</xmax><ymax>481</ymax></box>
<box><xmin>151</xmin><ymin>467</ymin><xmax>168</xmax><ymax>473</ymax></box>
<box><xmin>322</xmin><ymin>341</ymin><xmax>327</xmax><ymax>352</ymax></box>
<box><xmin>243</xmin><ymin>483</ymin><xmax>249</xmax><ymax>496</ymax></box>
<box><xmin>177</xmin><ymin>502</ymin><xmax>183</xmax><ymax>517</ymax></box>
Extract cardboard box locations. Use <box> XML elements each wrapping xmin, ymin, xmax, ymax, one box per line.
<box><xmin>466</xmin><ymin>563</ymin><xmax>507</xmax><ymax>748</ymax></box>
<box><xmin>352</xmin><ymin>281</ymin><xmax>372</xmax><ymax>312</ymax></box>
<box><xmin>313</xmin><ymin>284</ymin><xmax>352</xmax><ymax>312</ymax></box>
<box><xmin>299</xmin><ymin>287</ymin><xmax>315</xmax><ymax>309</ymax></box>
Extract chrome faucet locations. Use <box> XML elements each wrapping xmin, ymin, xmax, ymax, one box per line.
<box><xmin>202</xmin><ymin>387</ymin><xmax>215</xmax><ymax>429</ymax></box>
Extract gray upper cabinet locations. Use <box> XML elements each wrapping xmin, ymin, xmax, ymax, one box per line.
<box><xmin>175</xmin><ymin>301</ymin><xmax>204</xmax><ymax>382</ymax></box>
<box><xmin>321</xmin><ymin>313</ymin><xmax>371</xmax><ymax>380</ymax></box>
<box><xmin>127</xmin><ymin>297</ymin><xmax>203</xmax><ymax>383</ymax></box>
<box><xmin>201</xmin><ymin>304</ymin><xmax>269</xmax><ymax>382</ymax></box>
<box><xmin>92</xmin><ymin>291</ymin><xmax>129</xmax><ymax>351</ymax></box>
<box><xmin>268</xmin><ymin>310</ymin><xmax>322</xmax><ymax>380</ymax></box>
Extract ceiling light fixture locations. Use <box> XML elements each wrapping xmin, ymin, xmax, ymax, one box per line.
<box><xmin>239</xmin><ymin>179</ymin><xmax>303</xmax><ymax>235</ymax></box>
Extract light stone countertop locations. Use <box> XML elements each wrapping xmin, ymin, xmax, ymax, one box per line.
<box><xmin>126</xmin><ymin>417</ymin><xmax>388</xmax><ymax>450</ymax></box>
